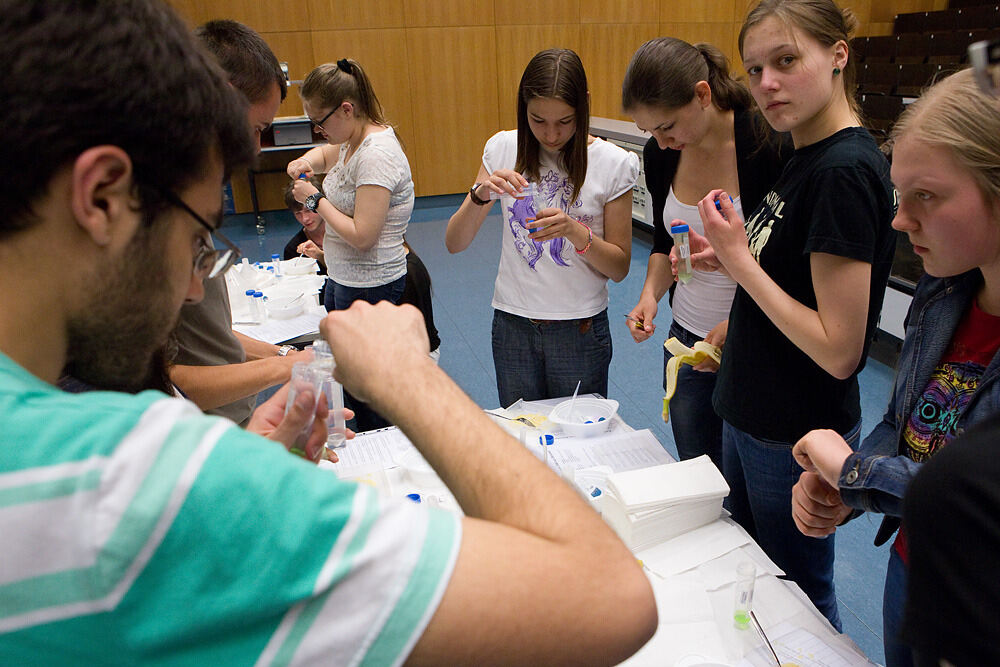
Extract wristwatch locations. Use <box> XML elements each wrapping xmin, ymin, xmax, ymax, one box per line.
<box><xmin>469</xmin><ymin>183</ymin><xmax>490</xmax><ymax>206</ymax></box>
<box><xmin>277</xmin><ymin>345</ymin><xmax>296</xmax><ymax>357</ymax></box>
<box><xmin>304</xmin><ymin>192</ymin><xmax>325</xmax><ymax>212</ymax></box>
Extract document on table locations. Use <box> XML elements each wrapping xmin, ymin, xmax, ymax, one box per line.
<box><xmin>544</xmin><ymin>429</ymin><xmax>675</xmax><ymax>476</ymax></box>
<box><xmin>329</xmin><ymin>426</ymin><xmax>414</xmax><ymax>473</ymax></box>
<box><xmin>233</xmin><ymin>308</ymin><xmax>325</xmax><ymax>344</ymax></box>
<box><xmin>737</xmin><ymin>623</ymin><xmax>877</xmax><ymax>666</ymax></box>
<box><xmin>636</xmin><ymin>519</ymin><xmax>752</xmax><ymax>578</ymax></box>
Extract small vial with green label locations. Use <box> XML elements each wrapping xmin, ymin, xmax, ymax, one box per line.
<box><xmin>671</xmin><ymin>224</ymin><xmax>693</xmax><ymax>284</ymax></box>
<box><xmin>733</xmin><ymin>561</ymin><xmax>756</xmax><ymax>628</ymax></box>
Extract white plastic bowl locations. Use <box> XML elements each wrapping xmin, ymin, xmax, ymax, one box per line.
<box><xmin>282</xmin><ymin>257</ymin><xmax>319</xmax><ymax>275</ymax></box>
<box><xmin>265</xmin><ymin>294</ymin><xmax>304</xmax><ymax>319</ymax></box>
<box><xmin>548</xmin><ymin>397</ymin><xmax>618</xmax><ymax>438</ymax></box>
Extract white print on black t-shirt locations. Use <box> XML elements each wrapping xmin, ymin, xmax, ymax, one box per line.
<box><xmin>746</xmin><ymin>190</ymin><xmax>785</xmax><ymax>262</ymax></box>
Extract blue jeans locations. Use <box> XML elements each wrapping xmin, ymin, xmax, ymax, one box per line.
<box><xmin>324</xmin><ymin>275</ymin><xmax>406</xmax><ymax>432</ymax></box>
<box><xmin>324</xmin><ymin>276</ymin><xmax>406</xmax><ymax>314</ymax></box>
<box><xmin>492</xmin><ymin>309</ymin><xmax>612</xmax><ymax>408</ymax></box>
<box><xmin>883</xmin><ymin>548</ymin><xmax>914</xmax><ymax>667</ymax></box>
<box><xmin>664</xmin><ymin>321</ymin><xmax>724</xmax><ymax>471</ymax></box>
<box><xmin>722</xmin><ymin>420</ymin><xmax>861</xmax><ymax>632</ymax></box>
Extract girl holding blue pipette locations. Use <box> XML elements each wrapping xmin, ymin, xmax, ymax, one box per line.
<box><xmin>446</xmin><ymin>48</ymin><xmax>638</xmax><ymax>407</ymax></box>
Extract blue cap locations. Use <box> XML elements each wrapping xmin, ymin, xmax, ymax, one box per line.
<box><xmin>671</xmin><ymin>224</ymin><xmax>689</xmax><ymax>234</ymax></box>
<box><xmin>254</xmin><ymin>291</ymin><xmax>263</xmax><ymax>297</ymax></box>
<box><xmin>245</xmin><ymin>289</ymin><xmax>255</xmax><ymax>296</ymax></box>
<box><xmin>538</xmin><ymin>434</ymin><xmax>554</xmax><ymax>446</ymax></box>
<box><xmin>406</xmin><ymin>493</ymin><xmax>421</xmax><ymax>503</ymax></box>
<box><xmin>714</xmin><ymin>195</ymin><xmax>734</xmax><ymax>209</ymax></box>
<box><xmin>271</xmin><ymin>254</ymin><xmax>280</xmax><ymax>259</ymax></box>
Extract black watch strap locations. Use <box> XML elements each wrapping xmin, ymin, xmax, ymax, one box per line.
<box><xmin>304</xmin><ymin>192</ymin><xmax>325</xmax><ymax>212</ymax></box>
<box><xmin>469</xmin><ymin>183</ymin><xmax>490</xmax><ymax>206</ymax></box>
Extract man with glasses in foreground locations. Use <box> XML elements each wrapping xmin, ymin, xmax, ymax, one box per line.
<box><xmin>0</xmin><ymin>2</ymin><xmax>656</xmax><ymax>664</ymax></box>
<box><xmin>168</xmin><ymin>19</ymin><xmax>309</xmax><ymax>426</ymax></box>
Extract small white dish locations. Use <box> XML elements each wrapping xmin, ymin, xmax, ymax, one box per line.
<box><xmin>282</xmin><ymin>257</ymin><xmax>319</xmax><ymax>275</ymax></box>
<box><xmin>265</xmin><ymin>294</ymin><xmax>304</xmax><ymax>319</ymax></box>
<box><xmin>548</xmin><ymin>397</ymin><xmax>618</xmax><ymax>438</ymax></box>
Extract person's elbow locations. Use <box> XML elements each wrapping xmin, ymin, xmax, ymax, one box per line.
<box><xmin>825</xmin><ymin>344</ymin><xmax>864</xmax><ymax>380</ymax></box>
<box><xmin>445</xmin><ymin>220</ymin><xmax>469</xmax><ymax>254</ymax></box>
<box><xmin>605</xmin><ymin>563</ymin><xmax>658</xmax><ymax>660</ymax></box>
<box><xmin>623</xmin><ymin>568</ymin><xmax>658</xmax><ymax>645</ymax></box>
<box><xmin>595</xmin><ymin>551</ymin><xmax>658</xmax><ymax>664</ymax></box>
<box><xmin>607</xmin><ymin>258</ymin><xmax>631</xmax><ymax>283</ymax></box>
<box><xmin>354</xmin><ymin>233</ymin><xmax>380</xmax><ymax>253</ymax></box>
<box><xmin>609</xmin><ymin>266</ymin><xmax>630</xmax><ymax>283</ymax></box>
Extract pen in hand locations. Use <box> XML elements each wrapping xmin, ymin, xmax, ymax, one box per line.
<box><xmin>623</xmin><ymin>313</ymin><xmax>646</xmax><ymax>330</ymax></box>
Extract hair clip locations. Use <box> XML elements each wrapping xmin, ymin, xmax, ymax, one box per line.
<box><xmin>337</xmin><ymin>59</ymin><xmax>351</xmax><ymax>74</ymax></box>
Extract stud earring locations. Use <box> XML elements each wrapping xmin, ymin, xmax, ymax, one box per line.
<box><xmin>833</xmin><ymin>67</ymin><xmax>842</xmax><ymax>76</ymax></box>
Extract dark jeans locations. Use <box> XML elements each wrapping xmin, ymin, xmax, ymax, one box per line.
<box><xmin>664</xmin><ymin>321</ymin><xmax>724</xmax><ymax>471</ymax></box>
<box><xmin>883</xmin><ymin>548</ymin><xmax>914</xmax><ymax>667</ymax></box>
<box><xmin>323</xmin><ymin>275</ymin><xmax>405</xmax><ymax>432</ymax></box>
<box><xmin>722</xmin><ymin>419</ymin><xmax>861</xmax><ymax>632</ymax></box>
<box><xmin>491</xmin><ymin>309</ymin><xmax>612</xmax><ymax>408</ymax></box>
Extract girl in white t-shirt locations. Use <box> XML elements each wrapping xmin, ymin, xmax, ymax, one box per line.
<box><xmin>446</xmin><ymin>48</ymin><xmax>638</xmax><ymax>407</ymax></box>
<box><xmin>287</xmin><ymin>58</ymin><xmax>414</xmax><ymax>431</ymax></box>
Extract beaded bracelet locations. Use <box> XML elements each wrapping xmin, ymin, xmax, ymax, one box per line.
<box><xmin>575</xmin><ymin>220</ymin><xmax>593</xmax><ymax>254</ymax></box>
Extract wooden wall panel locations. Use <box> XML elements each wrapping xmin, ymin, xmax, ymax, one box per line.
<box><xmin>261</xmin><ymin>31</ymin><xmax>314</xmax><ymax>118</ymax></box>
<box><xmin>494</xmin><ymin>1</ymin><xmax>579</xmax><ymax>26</ymax></box>
<box><xmin>657</xmin><ymin>22</ymin><xmax>741</xmax><ymax>69</ymax></box>
<box><xmin>309</xmin><ymin>29</ymin><xmax>415</xmax><ymax>146</ymax></box>
<box><xmin>494</xmin><ymin>26</ymin><xmax>583</xmax><ymax>130</ymax></box>
<box><xmin>166</xmin><ymin>0</ymin><xmax>310</xmax><ymax>32</ymax></box>
<box><xmin>580</xmin><ymin>0</ymin><xmax>651</xmax><ymax>24</ymax></box>
<box><xmin>659</xmin><ymin>0</ymin><xmax>738</xmax><ymax>24</ymax></box>
<box><xmin>579</xmin><ymin>24</ymin><xmax>661</xmax><ymax>120</ymax></box>
<box><xmin>406</xmin><ymin>27</ymin><xmax>500</xmax><ymax>196</ymax></box>
<box><xmin>404</xmin><ymin>0</ymin><xmax>494</xmax><ymax>27</ymax></box>
<box><xmin>306</xmin><ymin>0</ymin><xmax>405</xmax><ymax>30</ymax></box>
<box><xmin>842</xmin><ymin>0</ymin><xmax>873</xmax><ymax>28</ymax></box>
<box><xmin>172</xmin><ymin>0</ymin><xmax>962</xmax><ymax>210</ymax></box>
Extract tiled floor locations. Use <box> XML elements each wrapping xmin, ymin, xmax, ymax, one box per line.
<box><xmin>227</xmin><ymin>196</ymin><xmax>895</xmax><ymax>664</ymax></box>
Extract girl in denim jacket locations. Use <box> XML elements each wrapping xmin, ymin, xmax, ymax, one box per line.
<box><xmin>791</xmin><ymin>69</ymin><xmax>1000</xmax><ymax>667</ymax></box>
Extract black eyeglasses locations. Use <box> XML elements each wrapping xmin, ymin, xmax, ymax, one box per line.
<box><xmin>309</xmin><ymin>106</ymin><xmax>338</xmax><ymax>132</ymax></box>
<box><xmin>159</xmin><ymin>188</ymin><xmax>241</xmax><ymax>279</ymax></box>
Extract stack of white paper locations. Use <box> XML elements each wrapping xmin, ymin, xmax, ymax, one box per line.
<box><xmin>600</xmin><ymin>455</ymin><xmax>729</xmax><ymax>551</ymax></box>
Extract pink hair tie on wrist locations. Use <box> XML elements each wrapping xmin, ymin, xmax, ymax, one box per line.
<box><xmin>575</xmin><ymin>220</ymin><xmax>593</xmax><ymax>254</ymax></box>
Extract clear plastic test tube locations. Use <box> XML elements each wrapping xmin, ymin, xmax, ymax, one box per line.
<box><xmin>733</xmin><ymin>561</ymin><xmax>756</xmax><ymax>629</ymax></box>
<box><xmin>671</xmin><ymin>224</ymin><xmax>693</xmax><ymax>284</ymax></box>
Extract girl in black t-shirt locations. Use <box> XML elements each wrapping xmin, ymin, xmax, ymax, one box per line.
<box><xmin>680</xmin><ymin>0</ymin><xmax>897</xmax><ymax>633</ymax></box>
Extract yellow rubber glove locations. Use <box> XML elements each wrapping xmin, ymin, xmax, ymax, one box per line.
<box><xmin>662</xmin><ymin>337</ymin><xmax>722</xmax><ymax>422</ymax></box>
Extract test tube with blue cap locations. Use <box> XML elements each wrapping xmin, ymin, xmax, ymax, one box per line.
<box><xmin>714</xmin><ymin>193</ymin><xmax>734</xmax><ymax>220</ymax></box>
<box><xmin>245</xmin><ymin>289</ymin><xmax>259</xmax><ymax>323</ymax></box>
<box><xmin>671</xmin><ymin>224</ymin><xmax>693</xmax><ymax>284</ymax></box>
<box><xmin>253</xmin><ymin>291</ymin><xmax>267</xmax><ymax>322</ymax></box>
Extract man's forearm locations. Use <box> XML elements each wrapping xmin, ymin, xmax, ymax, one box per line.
<box><xmin>234</xmin><ymin>331</ymin><xmax>280</xmax><ymax>360</ymax></box>
<box><xmin>170</xmin><ymin>356</ymin><xmax>296</xmax><ymax>412</ymax></box>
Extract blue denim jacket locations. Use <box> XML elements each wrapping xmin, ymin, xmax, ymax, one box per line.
<box><xmin>838</xmin><ymin>270</ymin><xmax>1000</xmax><ymax>546</ymax></box>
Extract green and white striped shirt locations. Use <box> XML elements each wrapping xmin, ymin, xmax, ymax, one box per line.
<box><xmin>0</xmin><ymin>352</ymin><xmax>460</xmax><ymax>665</ymax></box>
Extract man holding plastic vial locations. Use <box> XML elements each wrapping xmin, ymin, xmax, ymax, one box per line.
<box><xmin>0</xmin><ymin>2</ymin><xmax>656</xmax><ymax>665</ymax></box>
<box><xmin>169</xmin><ymin>19</ymin><xmax>309</xmax><ymax>426</ymax></box>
